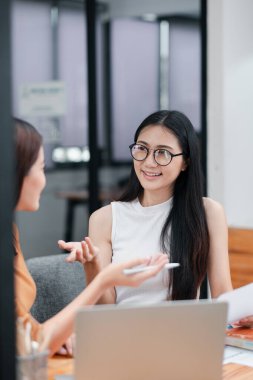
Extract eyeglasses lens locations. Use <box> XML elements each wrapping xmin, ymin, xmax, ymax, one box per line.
<box><xmin>131</xmin><ymin>145</ymin><xmax>147</xmax><ymax>161</ymax></box>
<box><xmin>154</xmin><ymin>150</ymin><xmax>172</xmax><ymax>165</ymax></box>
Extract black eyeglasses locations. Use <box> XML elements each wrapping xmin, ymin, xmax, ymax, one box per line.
<box><xmin>129</xmin><ymin>143</ymin><xmax>184</xmax><ymax>166</ymax></box>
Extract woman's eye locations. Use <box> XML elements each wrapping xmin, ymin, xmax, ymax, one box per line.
<box><xmin>158</xmin><ymin>150</ymin><xmax>171</xmax><ymax>158</ymax></box>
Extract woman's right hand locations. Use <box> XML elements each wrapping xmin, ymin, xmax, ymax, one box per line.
<box><xmin>58</xmin><ymin>237</ymin><xmax>99</xmax><ymax>265</ymax></box>
<box><xmin>99</xmin><ymin>255</ymin><xmax>168</xmax><ymax>289</ymax></box>
<box><xmin>233</xmin><ymin>315</ymin><xmax>253</xmax><ymax>328</ymax></box>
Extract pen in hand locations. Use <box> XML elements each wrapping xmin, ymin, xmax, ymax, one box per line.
<box><xmin>123</xmin><ymin>263</ymin><xmax>180</xmax><ymax>275</ymax></box>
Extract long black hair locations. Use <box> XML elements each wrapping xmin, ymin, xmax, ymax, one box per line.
<box><xmin>119</xmin><ymin>110</ymin><xmax>209</xmax><ymax>300</ymax></box>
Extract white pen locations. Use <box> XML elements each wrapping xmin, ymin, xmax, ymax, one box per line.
<box><xmin>123</xmin><ymin>263</ymin><xmax>180</xmax><ymax>275</ymax></box>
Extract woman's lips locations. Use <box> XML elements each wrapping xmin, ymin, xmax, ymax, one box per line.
<box><xmin>141</xmin><ymin>170</ymin><xmax>162</xmax><ymax>179</ymax></box>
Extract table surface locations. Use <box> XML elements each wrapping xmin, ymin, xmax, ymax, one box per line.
<box><xmin>48</xmin><ymin>356</ymin><xmax>253</xmax><ymax>380</ymax></box>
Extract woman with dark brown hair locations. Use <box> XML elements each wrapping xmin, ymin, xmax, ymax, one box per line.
<box><xmin>14</xmin><ymin>118</ymin><xmax>168</xmax><ymax>356</ymax></box>
<box><xmin>59</xmin><ymin>110</ymin><xmax>233</xmax><ymax>305</ymax></box>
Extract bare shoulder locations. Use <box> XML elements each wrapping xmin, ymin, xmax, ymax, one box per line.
<box><xmin>203</xmin><ymin>197</ymin><xmax>227</xmax><ymax>229</ymax></box>
<box><xmin>89</xmin><ymin>204</ymin><xmax>112</xmax><ymax>226</ymax></box>
<box><xmin>203</xmin><ymin>197</ymin><xmax>225</xmax><ymax>215</ymax></box>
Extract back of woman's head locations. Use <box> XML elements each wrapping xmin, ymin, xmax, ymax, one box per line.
<box><xmin>14</xmin><ymin>118</ymin><xmax>42</xmax><ymax>207</ymax></box>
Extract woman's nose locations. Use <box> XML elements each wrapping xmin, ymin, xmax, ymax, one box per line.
<box><xmin>144</xmin><ymin>150</ymin><xmax>158</xmax><ymax>166</ymax></box>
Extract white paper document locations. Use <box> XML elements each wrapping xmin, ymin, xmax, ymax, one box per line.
<box><xmin>217</xmin><ymin>283</ymin><xmax>253</xmax><ymax>324</ymax></box>
<box><xmin>223</xmin><ymin>346</ymin><xmax>253</xmax><ymax>367</ymax></box>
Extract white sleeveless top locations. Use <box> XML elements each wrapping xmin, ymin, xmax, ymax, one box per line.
<box><xmin>111</xmin><ymin>198</ymin><xmax>173</xmax><ymax>305</ymax></box>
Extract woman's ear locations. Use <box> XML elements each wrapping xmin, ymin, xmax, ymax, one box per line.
<box><xmin>181</xmin><ymin>158</ymin><xmax>189</xmax><ymax>172</ymax></box>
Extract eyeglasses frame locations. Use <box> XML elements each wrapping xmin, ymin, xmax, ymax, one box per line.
<box><xmin>129</xmin><ymin>143</ymin><xmax>184</xmax><ymax>166</ymax></box>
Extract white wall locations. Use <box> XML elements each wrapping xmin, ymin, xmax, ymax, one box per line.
<box><xmin>208</xmin><ymin>0</ymin><xmax>253</xmax><ymax>227</ymax></box>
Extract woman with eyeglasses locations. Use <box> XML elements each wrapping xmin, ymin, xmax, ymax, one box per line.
<box><xmin>59</xmin><ymin>110</ymin><xmax>233</xmax><ymax>304</ymax></box>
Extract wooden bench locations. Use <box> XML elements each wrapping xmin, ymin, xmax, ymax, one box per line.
<box><xmin>228</xmin><ymin>228</ymin><xmax>253</xmax><ymax>288</ymax></box>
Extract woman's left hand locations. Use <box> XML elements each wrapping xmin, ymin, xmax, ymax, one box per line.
<box><xmin>149</xmin><ymin>252</ymin><xmax>169</xmax><ymax>266</ymax></box>
<box><xmin>100</xmin><ymin>255</ymin><xmax>169</xmax><ymax>289</ymax></box>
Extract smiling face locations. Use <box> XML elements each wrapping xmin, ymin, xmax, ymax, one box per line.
<box><xmin>16</xmin><ymin>146</ymin><xmax>46</xmax><ymax>211</ymax></box>
<box><xmin>133</xmin><ymin>124</ymin><xmax>186</xmax><ymax>204</ymax></box>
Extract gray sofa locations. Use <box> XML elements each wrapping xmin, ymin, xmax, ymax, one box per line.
<box><xmin>26</xmin><ymin>254</ymin><xmax>86</xmax><ymax>323</ymax></box>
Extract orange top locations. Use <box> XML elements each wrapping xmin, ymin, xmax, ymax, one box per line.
<box><xmin>14</xmin><ymin>225</ymin><xmax>41</xmax><ymax>340</ymax></box>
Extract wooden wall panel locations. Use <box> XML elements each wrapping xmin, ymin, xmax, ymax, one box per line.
<box><xmin>228</xmin><ymin>228</ymin><xmax>253</xmax><ymax>288</ymax></box>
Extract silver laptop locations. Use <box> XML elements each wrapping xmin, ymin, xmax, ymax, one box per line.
<box><xmin>75</xmin><ymin>301</ymin><xmax>227</xmax><ymax>380</ymax></box>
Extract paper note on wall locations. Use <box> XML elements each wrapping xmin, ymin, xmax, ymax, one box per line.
<box><xmin>19</xmin><ymin>81</ymin><xmax>67</xmax><ymax>117</ymax></box>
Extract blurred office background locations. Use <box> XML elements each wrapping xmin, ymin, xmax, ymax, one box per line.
<box><xmin>13</xmin><ymin>0</ymin><xmax>204</xmax><ymax>257</ymax></box>
<box><xmin>8</xmin><ymin>0</ymin><xmax>253</xmax><ymax>258</ymax></box>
